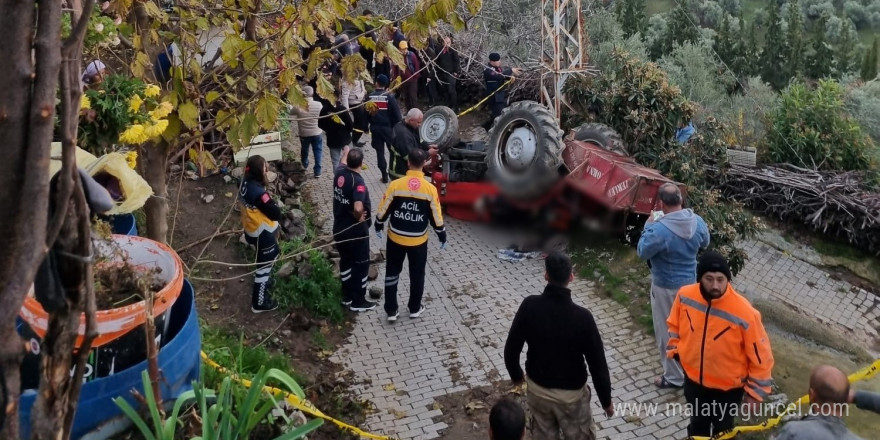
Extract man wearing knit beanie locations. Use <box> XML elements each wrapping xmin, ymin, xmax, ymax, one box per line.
<box><xmin>666</xmin><ymin>251</ymin><xmax>775</xmax><ymax>437</ymax></box>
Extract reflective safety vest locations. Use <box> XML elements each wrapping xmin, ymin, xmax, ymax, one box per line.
<box><xmin>239</xmin><ymin>179</ymin><xmax>279</xmax><ymax>238</ymax></box>
<box><xmin>667</xmin><ymin>283</ymin><xmax>775</xmax><ymax>401</ymax></box>
<box><xmin>375</xmin><ymin>170</ymin><xmax>444</xmax><ymax>246</ymax></box>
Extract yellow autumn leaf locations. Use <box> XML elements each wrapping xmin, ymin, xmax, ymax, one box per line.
<box><xmin>287</xmin><ymin>86</ymin><xmax>307</xmax><ymax>111</ymax></box>
<box><xmin>220</xmin><ymin>34</ymin><xmax>245</xmax><ymax>68</ymax></box>
<box><xmin>316</xmin><ymin>74</ymin><xmax>336</xmax><ymax>106</ymax></box>
<box><xmin>178</xmin><ymin>101</ymin><xmax>199</xmax><ymax>129</ymax></box>
<box><xmin>256</xmin><ymin>95</ymin><xmax>283</xmax><ymax>131</ymax></box>
<box><xmin>384</xmin><ymin>41</ymin><xmax>406</xmax><ymax>69</ymax></box>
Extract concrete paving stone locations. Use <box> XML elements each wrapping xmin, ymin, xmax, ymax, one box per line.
<box><xmin>597</xmin><ymin>427</ymin><xmax>621</xmax><ymax>437</ymax></box>
<box><xmin>304</xmin><ymin>136</ymin><xmax>878</xmax><ymax>440</ymax></box>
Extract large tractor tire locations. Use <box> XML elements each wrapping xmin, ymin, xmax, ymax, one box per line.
<box><xmin>571</xmin><ymin>123</ymin><xmax>628</xmax><ymax>156</ymax></box>
<box><xmin>486</xmin><ymin>101</ymin><xmax>565</xmax><ymax>200</ymax></box>
<box><xmin>420</xmin><ymin>106</ymin><xmax>460</xmax><ymax>150</ymax></box>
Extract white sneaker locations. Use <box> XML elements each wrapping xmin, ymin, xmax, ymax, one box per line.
<box><xmin>409</xmin><ymin>305</ymin><xmax>426</xmax><ymax>318</ymax></box>
<box><xmin>387</xmin><ymin>312</ymin><xmax>399</xmax><ymax>322</ymax></box>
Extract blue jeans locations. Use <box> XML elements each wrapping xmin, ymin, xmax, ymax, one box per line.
<box><xmin>300</xmin><ymin>135</ymin><xmax>323</xmax><ymax>175</ymax></box>
<box><xmin>329</xmin><ymin>147</ymin><xmax>343</xmax><ymax>169</ymax></box>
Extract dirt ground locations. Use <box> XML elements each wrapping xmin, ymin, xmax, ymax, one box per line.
<box><xmin>434</xmin><ymin>382</ymin><xmax>529</xmax><ymax>439</ymax></box>
<box><xmin>167</xmin><ymin>171</ymin><xmax>365</xmax><ymax>439</ymax></box>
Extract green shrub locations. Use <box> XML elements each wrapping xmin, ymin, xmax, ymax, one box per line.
<box><xmin>658</xmin><ymin>41</ymin><xmax>736</xmax><ymax>116</ymax></box>
<box><xmin>585</xmin><ymin>9</ymin><xmax>650</xmax><ymax>72</ymax></box>
<box><xmin>655</xmin><ymin>118</ymin><xmax>763</xmax><ymax>273</ymax></box>
<box><xmin>714</xmin><ymin>77</ymin><xmax>778</xmax><ymax>150</ymax></box>
<box><xmin>201</xmin><ymin>323</ymin><xmax>303</xmax><ymax>389</ymax></box>
<box><xmin>273</xmin><ymin>240</ymin><xmax>345</xmax><ymax>323</ymax></box>
<box><xmin>564</xmin><ymin>49</ymin><xmax>694</xmax><ymax>164</ymax></box>
<box><xmin>844</xmin><ymin>78</ymin><xmax>880</xmax><ymax>144</ymax></box>
<box><xmin>564</xmin><ymin>49</ymin><xmax>760</xmax><ymax>274</ymax></box>
<box><xmin>765</xmin><ymin>79</ymin><xmax>877</xmax><ymax>172</ymax></box>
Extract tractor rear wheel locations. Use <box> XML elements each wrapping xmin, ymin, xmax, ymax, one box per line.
<box><xmin>420</xmin><ymin>106</ymin><xmax>460</xmax><ymax>150</ymax></box>
<box><xmin>486</xmin><ymin>101</ymin><xmax>564</xmax><ymax>200</ymax></box>
<box><xmin>572</xmin><ymin>123</ymin><xmax>627</xmax><ymax>156</ymax></box>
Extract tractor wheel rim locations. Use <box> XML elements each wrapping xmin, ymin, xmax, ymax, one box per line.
<box><xmin>422</xmin><ymin>113</ymin><xmax>447</xmax><ymax>143</ymax></box>
<box><xmin>500</xmin><ymin>124</ymin><xmax>537</xmax><ymax>172</ymax></box>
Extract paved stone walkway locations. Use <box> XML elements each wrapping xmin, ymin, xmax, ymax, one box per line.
<box><xmin>299</xmin><ymin>139</ymin><xmax>880</xmax><ymax>439</ymax></box>
<box><xmin>736</xmin><ymin>240</ymin><xmax>880</xmax><ymax>349</ymax></box>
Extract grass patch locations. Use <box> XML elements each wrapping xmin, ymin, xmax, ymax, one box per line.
<box><xmin>570</xmin><ymin>232</ymin><xmax>654</xmax><ymax>334</ymax></box>
<box><xmin>200</xmin><ymin>321</ymin><xmax>308</xmax><ymax>389</ymax></box>
<box><xmin>273</xmin><ymin>239</ymin><xmax>345</xmax><ymax>323</ymax></box>
<box><xmin>813</xmin><ymin>236</ymin><xmax>873</xmax><ymax>261</ymax></box>
<box><xmin>311</xmin><ymin>327</ymin><xmax>332</xmax><ymax>352</ymax></box>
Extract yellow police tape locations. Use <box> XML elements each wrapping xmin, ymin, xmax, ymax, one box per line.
<box><xmin>200</xmin><ymin>351</ymin><xmax>391</xmax><ymax>440</ymax></box>
<box><xmin>689</xmin><ymin>358</ymin><xmax>880</xmax><ymax>440</ymax></box>
<box><xmin>456</xmin><ymin>79</ymin><xmax>513</xmax><ymax>117</ymax></box>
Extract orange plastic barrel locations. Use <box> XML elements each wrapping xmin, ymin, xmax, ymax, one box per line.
<box><xmin>19</xmin><ymin>235</ymin><xmax>184</xmax><ymax>348</ymax></box>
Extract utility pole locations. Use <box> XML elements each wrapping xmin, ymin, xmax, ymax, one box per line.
<box><xmin>540</xmin><ymin>0</ymin><xmax>596</xmax><ymax>120</ymax></box>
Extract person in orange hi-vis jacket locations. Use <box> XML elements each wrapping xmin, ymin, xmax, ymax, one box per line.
<box><xmin>666</xmin><ymin>251</ymin><xmax>774</xmax><ymax>438</ymax></box>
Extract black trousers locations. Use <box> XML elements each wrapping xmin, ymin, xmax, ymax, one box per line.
<box><xmin>335</xmin><ymin>231</ymin><xmax>370</xmax><ymax>305</ymax></box>
<box><xmin>370</xmin><ymin>125</ymin><xmax>392</xmax><ymax>179</ymax></box>
<box><xmin>684</xmin><ymin>377</ymin><xmax>745</xmax><ymax>437</ymax></box>
<box><xmin>245</xmin><ymin>231</ymin><xmax>278</xmax><ymax>307</ymax></box>
<box><xmin>484</xmin><ymin>101</ymin><xmax>506</xmax><ymax>130</ymax></box>
<box><xmin>400</xmin><ymin>79</ymin><xmax>419</xmax><ymax>111</ymax></box>
<box><xmin>351</xmin><ymin>106</ymin><xmax>368</xmax><ymax>145</ymax></box>
<box><xmin>426</xmin><ymin>75</ymin><xmax>439</xmax><ymax>106</ymax></box>
<box><xmin>439</xmin><ymin>73</ymin><xmax>457</xmax><ymax>110</ymax></box>
<box><xmin>383</xmin><ymin>239</ymin><xmax>428</xmax><ymax>315</ymax></box>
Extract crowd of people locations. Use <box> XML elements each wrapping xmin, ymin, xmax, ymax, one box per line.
<box><xmin>231</xmin><ymin>11</ymin><xmax>879</xmax><ymax>440</ymax></box>
<box><xmin>493</xmin><ymin>184</ymin><xmax>880</xmax><ymax>439</ymax></box>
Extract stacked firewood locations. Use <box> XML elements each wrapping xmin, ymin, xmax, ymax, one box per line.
<box><xmin>717</xmin><ymin>164</ymin><xmax>880</xmax><ymax>255</ymax></box>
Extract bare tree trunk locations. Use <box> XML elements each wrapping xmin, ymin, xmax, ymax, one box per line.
<box><xmin>29</xmin><ymin>0</ymin><xmax>97</xmax><ymax>437</ymax></box>
<box><xmin>139</xmin><ymin>141</ymin><xmax>170</xmax><ymax>244</ymax></box>
<box><xmin>0</xmin><ymin>0</ymin><xmax>65</xmax><ymax>435</ymax></box>
<box><xmin>143</xmin><ymin>286</ymin><xmax>162</xmax><ymax>409</ymax></box>
<box><xmin>245</xmin><ymin>0</ymin><xmax>262</xmax><ymax>41</ymax></box>
<box><xmin>132</xmin><ymin>0</ymin><xmax>171</xmax><ymax>245</ymax></box>
<box><xmin>30</xmin><ymin>179</ymin><xmax>94</xmax><ymax>440</ymax></box>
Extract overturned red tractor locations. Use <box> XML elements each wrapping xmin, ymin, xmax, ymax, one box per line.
<box><xmin>419</xmin><ymin>101</ymin><xmax>685</xmax><ymax>233</ymax></box>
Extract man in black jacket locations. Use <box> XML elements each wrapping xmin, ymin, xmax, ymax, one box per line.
<box><xmin>504</xmin><ymin>252</ymin><xmax>614</xmax><ymax>440</ymax></box>
<box><xmin>366</xmin><ymin>74</ymin><xmax>402</xmax><ymax>183</ymax></box>
<box><xmin>435</xmin><ymin>36</ymin><xmax>461</xmax><ymax>112</ymax></box>
<box><xmin>318</xmin><ymin>94</ymin><xmax>353</xmax><ymax>168</ymax></box>
<box><xmin>389</xmin><ymin>108</ymin><xmax>436</xmax><ymax>179</ymax></box>
<box><xmin>483</xmin><ymin>52</ymin><xmax>522</xmax><ymax>130</ymax></box>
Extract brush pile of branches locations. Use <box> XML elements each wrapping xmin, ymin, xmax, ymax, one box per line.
<box><xmin>718</xmin><ymin>164</ymin><xmax>880</xmax><ymax>255</ymax></box>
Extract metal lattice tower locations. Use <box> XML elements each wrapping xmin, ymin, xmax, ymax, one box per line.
<box><xmin>540</xmin><ymin>0</ymin><xmax>596</xmax><ymax>120</ymax></box>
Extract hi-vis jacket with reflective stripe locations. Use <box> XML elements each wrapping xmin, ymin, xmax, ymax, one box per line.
<box><xmin>239</xmin><ymin>178</ymin><xmax>280</xmax><ymax>238</ymax></box>
<box><xmin>375</xmin><ymin>170</ymin><xmax>444</xmax><ymax>246</ymax></box>
<box><xmin>666</xmin><ymin>283</ymin><xmax>774</xmax><ymax>401</ymax></box>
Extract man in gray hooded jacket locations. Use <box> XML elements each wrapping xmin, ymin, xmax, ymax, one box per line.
<box><xmin>637</xmin><ymin>183</ymin><xmax>710</xmax><ymax>388</ymax></box>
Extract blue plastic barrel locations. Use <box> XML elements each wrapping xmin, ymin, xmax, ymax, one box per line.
<box><xmin>109</xmin><ymin>214</ymin><xmax>138</xmax><ymax>236</ymax></box>
<box><xmin>19</xmin><ymin>280</ymin><xmax>201</xmax><ymax>439</ymax></box>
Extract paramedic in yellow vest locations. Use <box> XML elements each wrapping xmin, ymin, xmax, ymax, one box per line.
<box><xmin>239</xmin><ymin>155</ymin><xmax>282</xmax><ymax>313</ymax></box>
<box><xmin>375</xmin><ymin>148</ymin><xmax>446</xmax><ymax>322</ymax></box>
